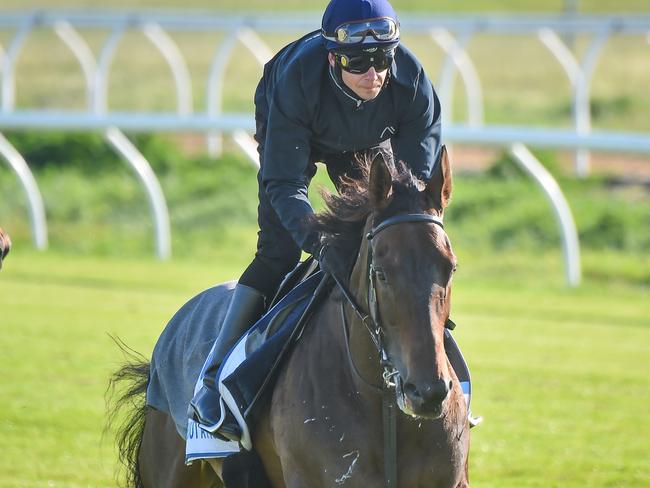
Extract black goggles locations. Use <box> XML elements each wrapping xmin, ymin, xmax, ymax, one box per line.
<box><xmin>336</xmin><ymin>49</ymin><xmax>394</xmax><ymax>74</ymax></box>
<box><xmin>323</xmin><ymin>17</ymin><xmax>400</xmax><ymax>45</ymax></box>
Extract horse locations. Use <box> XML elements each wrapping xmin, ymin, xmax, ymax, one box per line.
<box><xmin>107</xmin><ymin>146</ymin><xmax>470</xmax><ymax>487</ymax></box>
<box><xmin>0</xmin><ymin>227</ymin><xmax>10</xmax><ymax>270</ymax></box>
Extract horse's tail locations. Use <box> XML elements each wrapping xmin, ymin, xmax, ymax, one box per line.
<box><xmin>105</xmin><ymin>337</ymin><xmax>150</xmax><ymax>488</ymax></box>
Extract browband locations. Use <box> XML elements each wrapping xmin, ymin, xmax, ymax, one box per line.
<box><xmin>367</xmin><ymin>213</ymin><xmax>443</xmax><ymax>240</ymax></box>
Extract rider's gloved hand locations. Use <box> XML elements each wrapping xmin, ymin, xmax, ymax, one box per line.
<box><xmin>316</xmin><ymin>241</ymin><xmax>349</xmax><ymax>281</ymax></box>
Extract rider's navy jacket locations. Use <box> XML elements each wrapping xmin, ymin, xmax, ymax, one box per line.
<box><xmin>255</xmin><ymin>31</ymin><xmax>441</xmax><ymax>253</ymax></box>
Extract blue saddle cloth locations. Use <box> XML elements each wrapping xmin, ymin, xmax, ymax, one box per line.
<box><xmin>190</xmin><ymin>271</ymin><xmax>324</xmax><ymax>452</ymax></box>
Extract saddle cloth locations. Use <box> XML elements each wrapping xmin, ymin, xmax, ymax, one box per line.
<box><xmin>186</xmin><ymin>272</ymin><xmax>323</xmax><ymax>464</ymax></box>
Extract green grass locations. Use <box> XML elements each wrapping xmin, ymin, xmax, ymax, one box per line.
<box><xmin>0</xmin><ymin>248</ymin><xmax>648</xmax><ymax>487</ymax></box>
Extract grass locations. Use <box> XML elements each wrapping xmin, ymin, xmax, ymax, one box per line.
<box><xmin>0</xmin><ymin>248</ymin><xmax>648</xmax><ymax>487</ymax></box>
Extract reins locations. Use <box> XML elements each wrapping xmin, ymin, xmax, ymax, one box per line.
<box><xmin>327</xmin><ymin>212</ymin><xmax>445</xmax><ymax>488</ymax></box>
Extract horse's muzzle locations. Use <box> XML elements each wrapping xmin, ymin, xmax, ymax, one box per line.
<box><xmin>402</xmin><ymin>378</ymin><xmax>452</xmax><ymax>418</ymax></box>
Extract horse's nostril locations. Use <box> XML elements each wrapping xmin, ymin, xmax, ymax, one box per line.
<box><xmin>429</xmin><ymin>379</ymin><xmax>450</xmax><ymax>403</ymax></box>
<box><xmin>404</xmin><ymin>382</ymin><xmax>421</xmax><ymax>400</ymax></box>
<box><xmin>448</xmin><ymin>379</ymin><xmax>453</xmax><ymax>392</ymax></box>
<box><xmin>404</xmin><ymin>380</ymin><xmax>450</xmax><ymax>409</ymax></box>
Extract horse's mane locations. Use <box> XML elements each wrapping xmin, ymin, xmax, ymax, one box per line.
<box><xmin>309</xmin><ymin>152</ymin><xmax>426</xmax><ymax>255</ymax></box>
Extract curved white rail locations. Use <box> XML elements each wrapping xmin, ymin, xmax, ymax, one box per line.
<box><xmin>1</xmin><ymin>15</ymin><xmax>34</xmax><ymax>112</ymax></box>
<box><xmin>54</xmin><ymin>21</ymin><xmax>97</xmax><ymax>108</ymax></box>
<box><xmin>539</xmin><ymin>27</ymin><xmax>610</xmax><ymax>177</ymax></box>
<box><xmin>0</xmin><ymin>133</ymin><xmax>48</xmax><ymax>250</ymax></box>
<box><xmin>142</xmin><ymin>22</ymin><xmax>193</xmax><ymax>116</ymax></box>
<box><xmin>509</xmin><ymin>143</ymin><xmax>581</xmax><ymax>286</ymax></box>
<box><xmin>206</xmin><ymin>25</ymin><xmax>272</xmax><ymax>157</ymax></box>
<box><xmin>94</xmin><ymin>24</ymin><xmax>125</xmax><ymax>114</ymax></box>
<box><xmin>431</xmin><ymin>28</ymin><xmax>484</xmax><ymax>128</ymax></box>
<box><xmin>106</xmin><ymin>127</ymin><xmax>171</xmax><ymax>259</ymax></box>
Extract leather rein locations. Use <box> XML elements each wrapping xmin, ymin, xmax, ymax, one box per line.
<box><xmin>327</xmin><ymin>212</ymin><xmax>446</xmax><ymax>488</ymax></box>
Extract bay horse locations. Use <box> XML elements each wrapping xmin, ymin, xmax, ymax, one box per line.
<box><xmin>0</xmin><ymin>227</ymin><xmax>10</xmax><ymax>270</ymax></box>
<box><xmin>107</xmin><ymin>147</ymin><xmax>470</xmax><ymax>487</ymax></box>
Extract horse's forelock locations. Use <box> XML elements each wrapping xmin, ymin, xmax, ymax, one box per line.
<box><xmin>309</xmin><ymin>155</ymin><xmax>425</xmax><ymax>253</ymax></box>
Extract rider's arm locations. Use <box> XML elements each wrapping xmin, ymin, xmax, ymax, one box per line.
<box><xmin>261</xmin><ymin>67</ymin><xmax>320</xmax><ymax>254</ymax></box>
<box><xmin>390</xmin><ymin>67</ymin><xmax>442</xmax><ymax>181</ymax></box>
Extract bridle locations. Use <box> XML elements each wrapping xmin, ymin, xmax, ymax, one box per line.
<box><xmin>329</xmin><ymin>211</ymin><xmax>447</xmax><ymax>488</ymax></box>
<box><xmin>333</xmin><ymin>212</ymin><xmax>446</xmax><ymax>385</ymax></box>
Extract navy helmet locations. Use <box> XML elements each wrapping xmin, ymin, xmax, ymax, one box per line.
<box><xmin>321</xmin><ymin>0</ymin><xmax>400</xmax><ymax>53</ymax></box>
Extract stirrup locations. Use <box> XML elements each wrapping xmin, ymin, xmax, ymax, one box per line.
<box><xmin>187</xmin><ymin>385</ymin><xmax>226</xmax><ymax>430</ymax></box>
<box><xmin>216</xmin><ymin>408</ymin><xmax>243</xmax><ymax>442</ymax></box>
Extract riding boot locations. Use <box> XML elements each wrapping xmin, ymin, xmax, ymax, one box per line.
<box><xmin>188</xmin><ymin>284</ymin><xmax>266</xmax><ymax>432</ymax></box>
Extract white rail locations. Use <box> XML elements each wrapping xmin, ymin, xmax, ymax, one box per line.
<box><xmin>0</xmin><ymin>133</ymin><xmax>47</xmax><ymax>250</ymax></box>
<box><xmin>3</xmin><ymin>112</ymin><xmax>649</xmax><ymax>153</ymax></box>
<box><xmin>509</xmin><ymin>143</ymin><xmax>581</xmax><ymax>286</ymax></box>
<box><xmin>1</xmin><ymin>10</ymin><xmax>649</xmax><ymax>283</ymax></box>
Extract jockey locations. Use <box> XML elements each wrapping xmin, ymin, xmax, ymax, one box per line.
<box><xmin>189</xmin><ymin>0</ymin><xmax>442</xmax><ymax>436</ymax></box>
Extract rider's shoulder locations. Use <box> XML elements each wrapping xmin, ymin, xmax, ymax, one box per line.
<box><xmin>272</xmin><ymin>31</ymin><xmax>327</xmax><ymax>77</ymax></box>
<box><xmin>391</xmin><ymin>43</ymin><xmax>428</xmax><ymax>86</ymax></box>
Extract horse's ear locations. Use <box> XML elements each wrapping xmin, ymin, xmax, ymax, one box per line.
<box><xmin>424</xmin><ymin>145</ymin><xmax>452</xmax><ymax>210</ymax></box>
<box><xmin>369</xmin><ymin>153</ymin><xmax>392</xmax><ymax>208</ymax></box>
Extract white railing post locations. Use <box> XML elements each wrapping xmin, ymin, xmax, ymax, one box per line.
<box><xmin>106</xmin><ymin>127</ymin><xmax>171</xmax><ymax>260</ymax></box>
<box><xmin>0</xmin><ymin>15</ymin><xmax>49</xmax><ymax>250</ymax></box>
<box><xmin>206</xmin><ymin>25</ymin><xmax>271</xmax><ymax>164</ymax></box>
<box><xmin>206</xmin><ymin>26</ymin><xmax>241</xmax><ymax>157</ymax></box>
<box><xmin>94</xmin><ymin>22</ymin><xmax>172</xmax><ymax>259</ymax></box>
<box><xmin>1</xmin><ymin>15</ymin><xmax>34</xmax><ymax>112</ymax></box>
<box><xmin>142</xmin><ymin>22</ymin><xmax>193</xmax><ymax>116</ymax></box>
<box><xmin>54</xmin><ymin>21</ymin><xmax>96</xmax><ymax>109</ymax></box>
<box><xmin>94</xmin><ymin>24</ymin><xmax>125</xmax><ymax>114</ymax></box>
<box><xmin>538</xmin><ymin>26</ymin><xmax>610</xmax><ymax>178</ymax></box>
<box><xmin>431</xmin><ymin>27</ymin><xmax>484</xmax><ymax>128</ymax></box>
<box><xmin>509</xmin><ymin>143</ymin><xmax>581</xmax><ymax>287</ymax></box>
<box><xmin>0</xmin><ymin>133</ymin><xmax>48</xmax><ymax>250</ymax></box>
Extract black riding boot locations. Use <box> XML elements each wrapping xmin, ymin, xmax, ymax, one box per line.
<box><xmin>188</xmin><ymin>284</ymin><xmax>266</xmax><ymax>432</ymax></box>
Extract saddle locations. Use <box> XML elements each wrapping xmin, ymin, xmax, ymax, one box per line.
<box><xmin>186</xmin><ymin>261</ymin><xmax>330</xmax><ymax>463</ymax></box>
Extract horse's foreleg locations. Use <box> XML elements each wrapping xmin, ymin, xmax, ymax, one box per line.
<box><xmin>455</xmin><ymin>452</ymin><xmax>470</xmax><ymax>488</ymax></box>
<box><xmin>140</xmin><ymin>407</ymin><xmax>222</xmax><ymax>488</ymax></box>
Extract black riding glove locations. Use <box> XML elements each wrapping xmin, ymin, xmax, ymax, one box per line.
<box><xmin>316</xmin><ymin>241</ymin><xmax>350</xmax><ymax>282</ymax></box>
